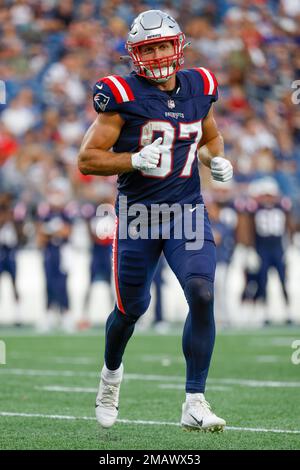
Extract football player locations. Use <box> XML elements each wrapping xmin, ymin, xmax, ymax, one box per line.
<box><xmin>36</xmin><ymin>181</ymin><xmax>74</xmax><ymax>332</ymax></box>
<box><xmin>80</xmin><ymin>198</ymin><xmax>115</xmax><ymax>320</ymax></box>
<box><xmin>242</xmin><ymin>177</ymin><xmax>293</xmax><ymax>325</ymax></box>
<box><xmin>78</xmin><ymin>10</ymin><xmax>233</xmax><ymax>431</ymax></box>
<box><xmin>0</xmin><ymin>192</ymin><xmax>26</xmax><ymax>325</ymax></box>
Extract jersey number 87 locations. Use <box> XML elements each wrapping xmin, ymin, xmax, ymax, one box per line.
<box><xmin>140</xmin><ymin>120</ymin><xmax>203</xmax><ymax>179</ymax></box>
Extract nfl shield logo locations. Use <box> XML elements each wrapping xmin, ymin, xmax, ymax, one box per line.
<box><xmin>167</xmin><ymin>99</ymin><xmax>175</xmax><ymax>109</ymax></box>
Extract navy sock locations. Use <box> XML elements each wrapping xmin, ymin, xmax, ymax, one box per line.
<box><xmin>104</xmin><ymin>306</ymin><xmax>137</xmax><ymax>370</ymax></box>
<box><xmin>182</xmin><ymin>278</ymin><xmax>216</xmax><ymax>393</ymax></box>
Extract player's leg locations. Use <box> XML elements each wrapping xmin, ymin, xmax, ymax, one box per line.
<box><xmin>254</xmin><ymin>252</ymin><xmax>269</xmax><ymax>325</ymax></box>
<box><xmin>164</xmin><ymin>237</ymin><xmax>216</xmax><ymax>394</ymax></box>
<box><xmin>96</xmin><ymin>219</ymin><xmax>162</xmax><ymax>427</ymax></box>
<box><xmin>56</xmin><ymin>270</ymin><xmax>73</xmax><ymax>332</ymax></box>
<box><xmin>81</xmin><ymin>244</ymin><xmax>102</xmax><ymax>325</ymax></box>
<box><xmin>214</xmin><ymin>261</ymin><xmax>230</xmax><ymax>329</ymax></box>
<box><xmin>163</xmin><ymin>209</ymin><xmax>225</xmax><ymax>431</ymax></box>
<box><xmin>272</xmin><ymin>251</ymin><xmax>291</xmax><ymax>323</ymax></box>
<box><xmin>0</xmin><ymin>248</ymin><xmax>18</xmax><ymax>322</ymax></box>
<box><xmin>7</xmin><ymin>248</ymin><xmax>22</xmax><ymax>326</ymax></box>
<box><xmin>47</xmin><ymin>246</ymin><xmax>72</xmax><ymax>332</ymax></box>
<box><xmin>42</xmin><ymin>249</ymin><xmax>59</xmax><ymax>330</ymax></box>
<box><xmin>104</xmin><ymin>234</ymin><xmax>162</xmax><ymax>370</ymax></box>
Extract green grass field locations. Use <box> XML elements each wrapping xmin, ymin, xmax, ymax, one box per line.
<box><xmin>0</xmin><ymin>326</ymin><xmax>300</xmax><ymax>450</ymax></box>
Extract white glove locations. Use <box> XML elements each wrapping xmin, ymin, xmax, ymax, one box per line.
<box><xmin>232</xmin><ymin>244</ymin><xmax>261</xmax><ymax>273</ymax></box>
<box><xmin>210</xmin><ymin>156</ymin><xmax>233</xmax><ymax>182</ymax></box>
<box><xmin>131</xmin><ymin>137</ymin><xmax>162</xmax><ymax>171</ymax></box>
<box><xmin>245</xmin><ymin>247</ymin><xmax>261</xmax><ymax>273</ymax></box>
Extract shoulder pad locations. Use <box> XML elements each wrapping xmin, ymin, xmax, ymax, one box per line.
<box><xmin>190</xmin><ymin>67</ymin><xmax>218</xmax><ymax>101</ymax></box>
<box><xmin>93</xmin><ymin>75</ymin><xmax>135</xmax><ymax>113</ymax></box>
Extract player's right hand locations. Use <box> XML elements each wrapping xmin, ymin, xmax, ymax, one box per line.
<box><xmin>131</xmin><ymin>137</ymin><xmax>163</xmax><ymax>170</ymax></box>
<box><xmin>245</xmin><ymin>247</ymin><xmax>261</xmax><ymax>273</ymax></box>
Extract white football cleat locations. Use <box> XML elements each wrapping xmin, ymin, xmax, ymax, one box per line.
<box><xmin>95</xmin><ymin>363</ymin><xmax>123</xmax><ymax>428</ymax></box>
<box><xmin>181</xmin><ymin>393</ymin><xmax>226</xmax><ymax>432</ymax></box>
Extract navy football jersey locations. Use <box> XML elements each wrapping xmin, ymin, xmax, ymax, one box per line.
<box><xmin>246</xmin><ymin>198</ymin><xmax>291</xmax><ymax>250</ymax></box>
<box><xmin>93</xmin><ymin>68</ymin><xmax>218</xmax><ymax>209</ymax></box>
<box><xmin>81</xmin><ymin>202</ymin><xmax>114</xmax><ymax>246</ymax></box>
<box><xmin>37</xmin><ymin>202</ymin><xmax>72</xmax><ymax>247</ymax></box>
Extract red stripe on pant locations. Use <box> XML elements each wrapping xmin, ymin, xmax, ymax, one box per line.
<box><xmin>112</xmin><ymin>216</ymin><xmax>125</xmax><ymax>314</ymax></box>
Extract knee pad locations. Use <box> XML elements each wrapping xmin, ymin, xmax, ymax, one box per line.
<box><xmin>184</xmin><ymin>277</ymin><xmax>214</xmax><ymax>306</ymax></box>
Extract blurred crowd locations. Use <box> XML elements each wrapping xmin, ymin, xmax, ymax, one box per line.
<box><xmin>0</xmin><ymin>0</ymin><xmax>300</xmax><ymax>327</ymax></box>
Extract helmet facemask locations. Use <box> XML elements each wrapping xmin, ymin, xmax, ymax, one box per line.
<box><xmin>126</xmin><ymin>33</ymin><xmax>185</xmax><ymax>83</ymax></box>
<box><xmin>126</xmin><ymin>10</ymin><xmax>186</xmax><ymax>82</ymax></box>
<box><xmin>126</xmin><ymin>33</ymin><xmax>184</xmax><ymax>83</ymax></box>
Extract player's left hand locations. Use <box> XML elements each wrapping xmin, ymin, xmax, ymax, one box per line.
<box><xmin>210</xmin><ymin>157</ymin><xmax>233</xmax><ymax>182</ymax></box>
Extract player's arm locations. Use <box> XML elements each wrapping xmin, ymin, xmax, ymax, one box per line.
<box><xmin>36</xmin><ymin>222</ymin><xmax>49</xmax><ymax>248</ymax></box>
<box><xmin>236</xmin><ymin>212</ymin><xmax>255</xmax><ymax>247</ymax></box>
<box><xmin>55</xmin><ymin>223</ymin><xmax>72</xmax><ymax>239</ymax></box>
<box><xmin>197</xmin><ymin>107</ymin><xmax>233</xmax><ymax>182</ymax></box>
<box><xmin>78</xmin><ymin>112</ymin><xmax>163</xmax><ymax>176</ymax></box>
<box><xmin>198</xmin><ymin>107</ymin><xmax>224</xmax><ymax>165</ymax></box>
<box><xmin>78</xmin><ymin>112</ymin><xmax>133</xmax><ymax>176</ymax></box>
<box><xmin>235</xmin><ymin>204</ymin><xmax>261</xmax><ymax>271</ymax></box>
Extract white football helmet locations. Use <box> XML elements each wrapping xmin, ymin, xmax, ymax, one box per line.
<box><xmin>126</xmin><ymin>10</ymin><xmax>185</xmax><ymax>83</ymax></box>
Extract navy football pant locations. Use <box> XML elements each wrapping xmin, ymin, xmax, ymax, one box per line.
<box><xmin>0</xmin><ymin>246</ymin><xmax>19</xmax><ymax>300</ymax></box>
<box><xmin>255</xmin><ymin>247</ymin><xmax>288</xmax><ymax>302</ymax></box>
<box><xmin>90</xmin><ymin>243</ymin><xmax>112</xmax><ymax>283</ymax></box>
<box><xmin>44</xmin><ymin>246</ymin><xmax>69</xmax><ymax>311</ymax></box>
<box><xmin>105</xmin><ymin>217</ymin><xmax>216</xmax><ymax>393</ymax></box>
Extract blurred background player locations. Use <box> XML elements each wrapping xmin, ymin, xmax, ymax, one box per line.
<box><xmin>205</xmin><ymin>182</ymin><xmax>238</xmax><ymax>328</ymax></box>
<box><xmin>80</xmin><ymin>197</ymin><xmax>115</xmax><ymax>328</ymax></box>
<box><xmin>0</xmin><ymin>192</ymin><xmax>26</xmax><ymax>325</ymax></box>
<box><xmin>36</xmin><ymin>180</ymin><xmax>74</xmax><ymax>332</ymax></box>
<box><xmin>208</xmin><ymin>181</ymin><xmax>238</xmax><ymax>328</ymax></box>
<box><xmin>241</xmin><ymin>177</ymin><xmax>294</xmax><ymax>325</ymax></box>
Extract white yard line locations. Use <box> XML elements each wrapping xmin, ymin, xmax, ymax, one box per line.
<box><xmin>8</xmin><ymin>353</ymin><xmax>286</xmax><ymax>365</ymax></box>
<box><xmin>255</xmin><ymin>356</ymin><xmax>281</xmax><ymax>363</ymax></box>
<box><xmin>0</xmin><ymin>368</ymin><xmax>97</xmax><ymax>377</ymax></box>
<box><xmin>0</xmin><ymin>368</ymin><xmax>184</xmax><ymax>381</ymax></box>
<box><xmin>1</xmin><ymin>368</ymin><xmax>300</xmax><ymax>388</ymax></box>
<box><xmin>35</xmin><ymin>385</ymin><xmax>98</xmax><ymax>393</ymax></box>
<box><xmin>35</xmin><ymin>384</ymin><xmax>231</xmax><ymax>393</ymax></box>
<box><xmin>209</xmin><ymin>378</ymin><xmax>300</xmax><ymax>388</ymax></box>
<box><xmin>158</xmin><ymin>384</ymin><xmax>232</xmax><ymax>392</ymax></box>
<box><xmin>0</xmin><ymin>411</ymin><xmax>300</xmax><ymax>435</ymax></box>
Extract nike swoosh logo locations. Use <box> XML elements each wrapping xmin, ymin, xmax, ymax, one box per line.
<box><xmin>189</xmin><ymin>414</ymin><xmax>203</xmax><ymax>427</ymax></box>
<box><xmin>95</xmin><ymin>403</ymin><xmax>118</xmax><ymax>410</ymax></box>
<box><xmin>96</xmin><ymin>84</ymin><xmax>103</xmax><ymax>90</ymax></box>
<box><xmin>189</xmin><ymin>207</ymin><xmax>197</xmax><ymax>213</ymax></box>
